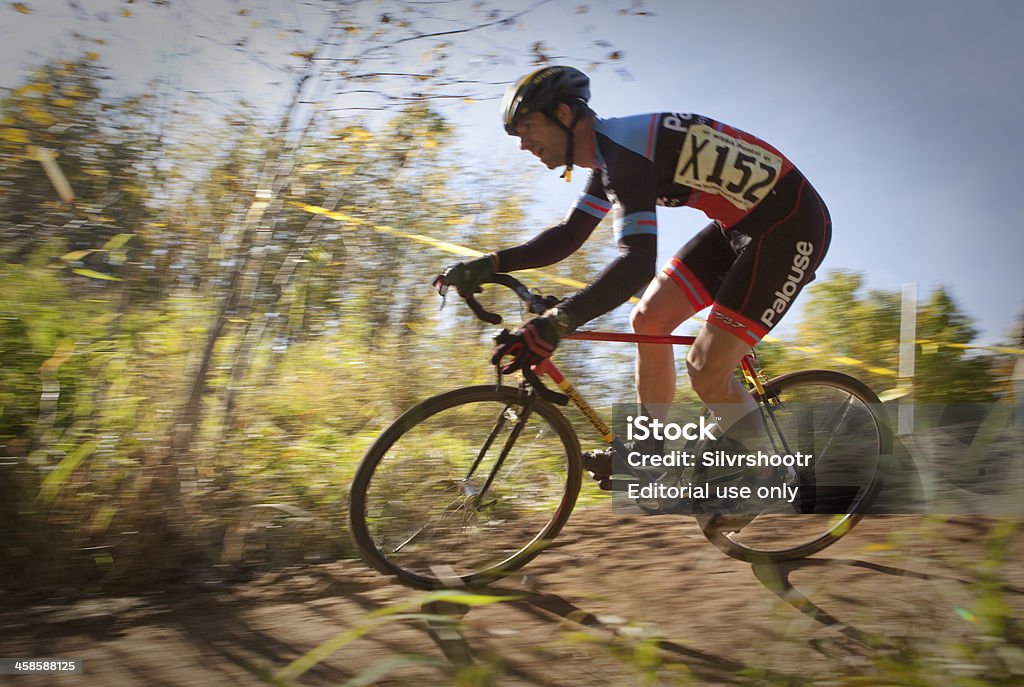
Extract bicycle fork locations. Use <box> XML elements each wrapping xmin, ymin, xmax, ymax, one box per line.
<box><xmin>461</xmin><ymin>388</ymin><xmax>538</xmax><ymax>507</ymax></box>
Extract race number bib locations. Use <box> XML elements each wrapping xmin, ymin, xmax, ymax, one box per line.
<box><xmin>674</xmin><ymin>124</ymin><xmax>783</xmax><ymax>210</ymax></box>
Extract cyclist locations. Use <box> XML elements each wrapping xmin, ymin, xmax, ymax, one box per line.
<box><xmin>436</xmin><ymin>65</ymin><xmax>831</xmax><ymax>487</ymax></box>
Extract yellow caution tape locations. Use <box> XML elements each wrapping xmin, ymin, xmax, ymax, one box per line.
<box><xmin>290</xmin><ymin>201</ymin><xmax>587</xmax><ymax>290</ymax></box>
<box><xmin>292</xmin><ymin>201</ymin><xmax>1024</xmax><ymax>374</ymax></box>
<box><xmin>914</xmin><ymin>339</ymin><xmax>1023</xmax><ymax>356</ymax></box>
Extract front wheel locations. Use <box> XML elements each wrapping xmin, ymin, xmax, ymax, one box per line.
<box><xmin>699</xmin><ymin>370</ymin><xmax>891</xmax><ymax>563</ymax></box>
<box><xmin>349</xmin><ymin>385</ymin><xmax>582</xmax><ymax>589</ymax></box>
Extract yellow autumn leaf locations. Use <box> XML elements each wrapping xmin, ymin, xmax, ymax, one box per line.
<box><xmin>12</xmin><ymin>2</ymin><xmax>32</xmax><ymax>14</ymax></box>
<box><xmin>25</xmin><ymin>105</ymin><xmax>56</xmax><ymax>126</ymax></box>
<box><xmin>121</xmin><ymin>8</ymin><xmax>131</xmax><ymax>17</ymax></box>
<box><xmin>61</xmin><ymin>249</ymin><xmax>96</xmax><ymax>262</ymax></box>
<box><xmin>90</xmin><ymin>504</ymin><xmax>117</xmax><ymax>534</ymax></box>
<box><xmin>102</xmin><ymin>233</ymin><xmax>134</xmax><ymax>251</ymax></box>
<box><xmin>16</xmin><ymin>82</ymin><xmax>52</xmax><ymax>96</ymax></box>
<box><xmin>71</xmin><ymin>268</ymin><xmax>121</xmax><ymax>281</ymax></box>
<box><xmin>0</xmin><ymin>127</ymin><xmax>30</xmax><ymax>143</ymax></box>
<box><xmin>61</xmin><ymin>248</ymin><xmax>97</xmax><ymax>262</ymax></box>
<box><xmin>422</xmin><ymin>139</ymin><xmax>438</xmax><ymax>148</ymax></box>
<box><xmin>85</xmin><ymin>52</ymin><xmax>100</xmax><ymax>61</ymax></box>
<box><xmin>53</xmin><ymin>98</ymin><xmax>75</xmax><ymax>108</ymax></box>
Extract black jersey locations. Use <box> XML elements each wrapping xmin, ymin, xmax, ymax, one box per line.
<box><xmin>572</xmin><ymin>113</ymin><xmax>797</xmax><ymax>239</ymax></box>
<box><xmin>495</xmin><ymin>113</ymin><xmax>829</xmax><ymax>342</ymax></box>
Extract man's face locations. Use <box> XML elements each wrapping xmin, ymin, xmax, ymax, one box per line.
<box><xmin>513</xmin><ymin>112</ymin><xmax>566</xmax><ymax>169</ymax></box>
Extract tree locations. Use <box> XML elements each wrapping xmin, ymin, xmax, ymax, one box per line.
<box><xmin>794</xmin><ymin>270</ymin><xmax>900</xmax><ymax>385</ymax></box>
<box><xmin>0</xmin><ymin>57</ymin><xmax>156</xmax><ymax>263</ymax></box>
<box><xmin>0</xmin><ymin>2</ymin><xmax>651</xmax><ymax>588</ymax></box>
<box><xmin>794</xmin><ymin>271</ymin><xmax>995</xmax><ymax>403</ymax></box>
<box><xmin>914</xmin><ymin>286</ymin><xmax>994</xmax><ymax>403</ymax></box>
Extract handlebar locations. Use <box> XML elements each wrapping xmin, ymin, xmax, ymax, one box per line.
<box><xmin>439</xmin><ymin>273</ymin><xmax>570</xmax><ymax>406</ymax></box>
<box><xmin>459</xmin><ymin>273</ymin><xmax>561</xmax><ymax>325</ymax></box>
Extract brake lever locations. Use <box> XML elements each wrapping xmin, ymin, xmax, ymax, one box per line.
<box><xmin>490</xmin><ymin>331</ymin><xmax>568</xmax><ymax>406</ymax></box>
<box><xmin>522</xmin><ymin>368</ymin><xmax>569</xmax><ymax>406</ymax></box>
<box><xmin>530</xmin><ymin>293</ymin><xmax>563</xmax><ymax>314</ymax></box>
<box><xmin>465</xmin><ymin>293</ymin><xmax>502</xmax><ymax>324</ymax></box>
<box><xmin>433</xmin><ymin>275</ymin><xmax>449</xmax><ymax>310</ymax></box>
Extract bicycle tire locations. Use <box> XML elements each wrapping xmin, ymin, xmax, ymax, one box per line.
<box><xmin>698</xmin><ymin>370</ymin><xmax>891</xmax><ymax>563</ymax></box>
<box><xmin>349</xmin><ymin>385</ymin><xmax>583</xmax><ymax>589</ymax></box>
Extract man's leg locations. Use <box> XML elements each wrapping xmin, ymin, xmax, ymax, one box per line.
<box><xmin>687</xmin><ymin>324</ymin><xmax>772</xmax><ymax>524</ymax></box>
<box><xmin>688</xmin><ymin>175</ymin><xmax>831</xmax><ymax>440</ymax></box>
<box><xmin>685</xmin><ymin>322</ymin><xmax>761</xmax><ymax>442</ymax></box>
<box><xmin>630</xmin><ymin>270</ymin><xmax>698</xmax><ymax>422</ymax></box>
<box><xmin>580</xmin><ymin>273</ymin><xmax>695</xmax><ymax>486</ymax></box>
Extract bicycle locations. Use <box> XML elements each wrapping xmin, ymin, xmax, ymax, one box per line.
<box><xmin>349</xmin><ymin>274</ymin><xmax>892</xmax><ymax>589</ymax></box>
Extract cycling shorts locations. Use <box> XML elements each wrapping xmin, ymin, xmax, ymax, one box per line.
<box><xmin>662</xmin><ymin>171</ymin><xmax>831</xmax><ymax>347</ymax></box>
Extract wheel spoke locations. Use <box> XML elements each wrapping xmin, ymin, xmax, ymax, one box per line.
<box><xmin>700</xmin><ymin>371</ymin><xmax>888</xmax><ymax>562</ymax></box>
<box><xmin>350</xmin><ymin>386</ymin><xmax>580</xmax><ymax>588</ymax></box>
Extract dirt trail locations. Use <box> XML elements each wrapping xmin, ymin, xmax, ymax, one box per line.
<box><xmin>2</xmin><ymin>510</ymin><xmax>1022</xmax><ymax>686</ymax></box>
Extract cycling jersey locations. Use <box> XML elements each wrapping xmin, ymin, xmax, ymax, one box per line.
<box><xmin>495</xmin><ymin>113</ymin><xmax>831</xmax><ymax>345</ymax></box>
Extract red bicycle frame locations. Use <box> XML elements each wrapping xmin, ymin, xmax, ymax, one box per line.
<box><xmin>531</xmin><ymin>330</ymin><xmax>763</xmax><ymax>445</ymax></box>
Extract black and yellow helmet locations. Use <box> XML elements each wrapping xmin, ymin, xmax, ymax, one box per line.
<box><xmin>501</xmin><ymin>66</ymin><xmax>590</xmax><ymax>135</ymax></box>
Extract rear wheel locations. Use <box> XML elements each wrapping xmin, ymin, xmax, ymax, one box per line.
<box><xmin>349</xmin><ymin>385</ymin><xmax>582</xmax><ymax>589</ymax></box>
<box><xmin>699</xmin><ymin>370</ymin><xmax>891</xmax><ymax>563</ymax></box>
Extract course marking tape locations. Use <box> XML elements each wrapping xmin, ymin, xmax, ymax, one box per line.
<box><xmin>292</xmin><ymin>201</ymin><xmax>1024</xmax><ymax>369</ymax></box>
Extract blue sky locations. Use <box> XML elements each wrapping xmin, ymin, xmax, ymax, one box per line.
<box><xmin>461</xmin><ymin>0</ymin><xmax>1024</xmax><ymax>346</ymax></box>
<box><xmin>2</xmin><ymin>0</ymin><xmax>1021</xmax><ymax>346</ymax></box>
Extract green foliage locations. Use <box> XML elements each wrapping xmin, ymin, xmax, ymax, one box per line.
<box><xmin>794</xmin><ymin>269</ymin><xmax>901</xmax><ymax>381</ymax></box>
<box><xmin>915</xmin><ymin>287</ymin><xmax>995</xmax><ymax>403</ymax></box>
<box><xmin>794</xmin><ymin>270</ymin><xmax>997</xmax><ymax>403</ymax></box>
<box><xmin>0</xmin><ymin>59</ymin><xmax>541</xmax><ymax>589</ymax></box>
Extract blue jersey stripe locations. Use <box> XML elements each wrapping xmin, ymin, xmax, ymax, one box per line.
<box><xmin>595</xmin><ymin>115</ymin><xmax>658</xmax><ymax>162</ymax></box>
<box><xmin>615</xmin><ymin>210</ymin><xmax>658</xmax><ymax>240</ymax></box>
<box><xmin>573</xmin><ymin>192</ymin><xmax>612</xmax><ymax>219</ymax></box>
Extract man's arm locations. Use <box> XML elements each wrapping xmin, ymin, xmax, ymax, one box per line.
<box><xmin>558</xmin><ymin>233</ymin><xmax>656</xmax><ymax>325</ymax></box>
<box><xmin>494</xmin><ymin>172</ymin><xmax>610</xmax><ymax>272</ymax></box>
<box><xmin>556</xmin><ymin>131</ymin><xmax>661</xmax><ymax>329</ymax></box>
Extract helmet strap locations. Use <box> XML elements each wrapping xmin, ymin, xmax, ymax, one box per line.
<box><xmin>544</xmin><ymin>104</ymin><xmax>582</xmax><ymax>183</ymax></box>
